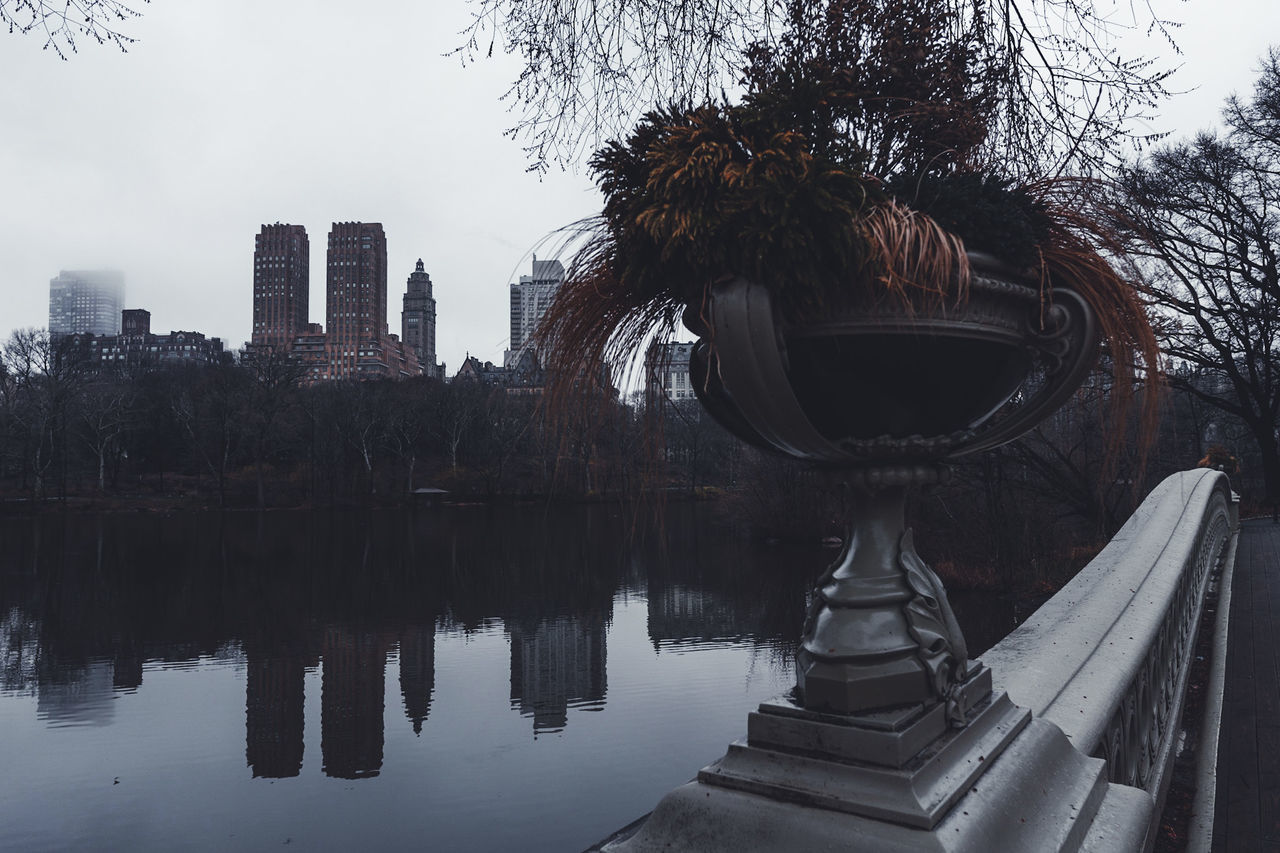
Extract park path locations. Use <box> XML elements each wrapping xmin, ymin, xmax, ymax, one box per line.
<box><xmin>1214</xmin><ymin>520</ymin><xmax>1280</xmax><ymax>852</ymax></box>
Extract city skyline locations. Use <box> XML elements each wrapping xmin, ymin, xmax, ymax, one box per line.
<box><xmin>0</xmin><ymin>1</ymin><xmax>1275</xmax><ymax>374</ymax></box>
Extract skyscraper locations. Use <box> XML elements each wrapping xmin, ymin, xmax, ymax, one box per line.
<box><xmin>505</xmin><ymin>258</ymin><xmax>564</xmax><ymax>367</ymax></box>
<box><xmin>326</xmin><ymin>222</ymin><xmax>387</xmax><ymax>380</ymax></box>
<box><xmin>48</xmin><ymin>270</ymin><xmax>124</xmax><ymax>336</ymax></box>
<box><xmin>401</xmin><ymin>259</ymin><xmax>439</xmax><ymax>379</ymax></box>
<box><xmin>252</xmin><ymin>223</ymin><xmax>310</xmax><ymax>350</ymax></box>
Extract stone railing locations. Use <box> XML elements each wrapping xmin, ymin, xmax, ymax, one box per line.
<box><xmin>592</xmin><ymin>469</ymin><xmax>1238</xmax><ymax>853</ymax></box>
<box><xmin>982</xmin><ymin>468</ymin><xmax>1237</xmax><ymax>825</ymax></box>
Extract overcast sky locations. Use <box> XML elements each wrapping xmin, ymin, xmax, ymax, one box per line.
<box><xmin>0</xmin><ymin>0</ymin><xmax>1276</xmax><ymax>374</ymax></box>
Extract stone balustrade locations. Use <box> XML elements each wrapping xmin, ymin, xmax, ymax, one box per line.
<box><xmin>983</xmin><ymin>468</ymin><xmax>1237</xmax><ymax>837</ymax></box>
<box><xmin>592</xmin><ymin>469</ymin><xmax>1239</xmax><ymax>852</ymax></box>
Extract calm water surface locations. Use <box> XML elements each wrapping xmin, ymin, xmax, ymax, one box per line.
<box><xmin>0</xmin><ymin>505</ymin><xmax>1015</xmax><ymax>852</ymax></box>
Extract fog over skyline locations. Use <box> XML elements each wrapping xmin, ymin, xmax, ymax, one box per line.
<box><xmin>1</xmin><ymin>0</ymin><xmax>1275</xmax><ymax>374</ymax></box>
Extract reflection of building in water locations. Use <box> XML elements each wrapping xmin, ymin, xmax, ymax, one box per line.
<box><xmin>647</xmin><ymin>584</ymin><xmax>750</xmax><ymax>647</ymax></box>
<box><xmin>245</xmin><ymin>652</ymin><xmax>305</xmax><ymax>778</ymax></box>
<box><xmin>112</xmin><ymin>642</ymin><xmax>143</xmax><ymax>691</ymax></box>
<box><xmin>508</xmin><ymin>615</ymin><xmax>606</xmax><ymax>733</ymax></box>
<box><xmin>398</xmin><ymin>625</ymin><xmax>435</xmax><ymax>735</ymax></box>
<box><xmin>321</xmin><ymin>626</ymin><xmax>390</xmax><ymax>779</ymax></box>
<box><xmin>36</xmin><ymin>659</ymin><xmax>116</xmax><ymax>727</ymax></box>
<box><xmin>0</xmin><ymin>608</ymin><xmax>40</xmax><ymax>694</ymax></box>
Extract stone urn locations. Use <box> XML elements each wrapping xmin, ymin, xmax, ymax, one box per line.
<box><xmin>686</xmin><ymin>253</ymin><xmax>1099</xmax><ymax>719</ymax></box>
<box><xmin>597</xmin><ymin>255</ymin><xmax>1126</xmax><ymax>853</ymax></box>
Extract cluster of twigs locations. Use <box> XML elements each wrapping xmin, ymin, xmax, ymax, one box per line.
<box><xmin>459</xmin><ymin>0</ymin><xmax>1176</xmax><ymax>178</ymax></box>
<box><xmin>2</xmin><ymin>0</ymin><xmax>148</xmax><ymax>58</ymax></box>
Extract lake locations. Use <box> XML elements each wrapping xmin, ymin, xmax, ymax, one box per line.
<box><xmin>0</xmin><ymin>505</ymin><xmax>1016</xmax><ymax>852</ymax></box>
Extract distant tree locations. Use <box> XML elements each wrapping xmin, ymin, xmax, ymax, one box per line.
<box><xmin>170</xmin><ymin>361</ymin><xmax>247</xmax><ymax>507</ymax></box>
<box><xmin>334</xmin><ymin>381</ymin><xmax>388</xmax><ymax>497</ymax></box>
<box><xmin>0</xmin><ymin>328</ymin><xmax>91</xmax><ymax>497</ymax></box>
<box><xmin>2</xmin><ymin>0</ymin><xmax>148</xmax><ymax>58</ymax></box>
<box><xmin>654</xmin><ymin>398</ymin><xmax>737</xmax><ymax>495</ymax></box>
<box><xmin>470</xmin><ymin>390</ymin><xmax>536</xmax><ymax>496</ymax></box>
<box><xmin>382</xmin><ymin>378</ymin><xmax>436</xmax><ymax>496</ymax></box>
<box><xmin>124</xmin><ymin>365</ymin><xmax>189</xmax><ymax>491</ymax></box>
<box><xmin>0</xmin><ymin>353</ymin><xmax>18</xmax><ymax>480</ymax></box>
<box><xmin>431</xmin><ymin>379</ymin><xmax>488</xmax><ymax>474</ymax></box>
<box><xmin>1117</xmin><ymin>49</ymin><xmax>1280</xmax><ymax>509</ymax></box>
<box><xmin>75</xmin><ymin>376</ymin><xmax>135</xmax><ymax>492</ymax></box>
<box><xmin>240</xmin><ymin>347</ymin><xmax>306</xmax><ymax>509</ymax></box>
<box><xmin>1008</xmin><ymin>373</ymin><xmax>1159</xmax><ymax>538</ymax></box>
<box><xmin>299</xmin><ymin>382</ymin><xmax>348</xmax><ymax>505</ymax></box>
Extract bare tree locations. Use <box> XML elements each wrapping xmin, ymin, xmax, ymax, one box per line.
<box><xmin>334</xmin><ymin>381</ymin><xmax>387</xmax><ymax>497</ymax></box>
<box><xmin>76</xmin><ymin>377</ymin><xmax>135</xmax><ymax>492</ymax></box>
<box><xmin>377</xmin><ymin>377</ymin><xmax>441</xmax><ymax>496</ymax></box>
<box><xmin>457</xmin><ymin>0</ymin><xmax>1176</xmax><ymax>174</ymax></box>
<box><xmin>1</xmin><ymin>329</ymin><xmax>90</xmax><ymax>498</ymax></box>
<box><xmin>2</xmin><ymin>0</ymin><xmax>148</xmax><ymax>58</ymax></box>
<box><xmin>1117</xmin><ymin>50</ymin><xmax>1280</xmax><ymax>507</ymax></box>
<box><xmin>241</xmin><ymin>347</ymin><xmax>306</xmax><ymax>509</ymax></box>
<box><xmin>471</xmin><ymin>389</ymin><xmax>536</xmax><ymax>496</ymax></box>
<box><xmin>170</xmin><ymin>361</ymin><xmax>247</xmax><ymax>507</ymax></box>
<box><xmin>432</xmin><ymin>379</ymin><xmax>488</xmax><ymax>473</ymax></box>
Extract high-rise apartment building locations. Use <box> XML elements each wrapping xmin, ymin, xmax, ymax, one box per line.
<box><xmin>401</xmin><ymin>259</ymin><xmax>439</xmax><ymax>379</ymax></box>
<box><xmin>326</xmin><ymin>222</ymin><xmax>388</xmax><ymax>380</ymax></box>
<box><xmin>246</xmin><ymin>220</ymin><xmax>420</xmax><ymax>383</ymax></box>
<box><xmin>505</xmin><ymin>258</ymin><xmax>564</xmax><ymax>367</ymax></box>
<box><xmin>252</xmin><ymin>224</ymin><xmax>310</xmax><ymax>350</ymax></box>
<box><xmin>48</xmin><ymin>270</ymin><xmax>124</xmax><ymax>336</ymax></box>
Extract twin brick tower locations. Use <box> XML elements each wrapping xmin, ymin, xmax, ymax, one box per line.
<box><xmin>251</xmin><ymin>222</ymin><xmax>441</xmax><ymax>381</ymax></box>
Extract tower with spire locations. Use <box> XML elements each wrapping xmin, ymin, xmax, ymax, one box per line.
<box><xmin>401</xmin><ymin>259</ymin><xmax>441</xmax><ymax>379</ymax></box>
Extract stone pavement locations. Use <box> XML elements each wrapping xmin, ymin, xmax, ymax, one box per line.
<box><xmin>1214</xmin><ymin>520</ymin><xmax>1280</xmax><ymax>852</ymax></box>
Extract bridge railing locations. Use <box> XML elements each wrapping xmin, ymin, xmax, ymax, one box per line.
<box><xmin>592</xmin><ymin>468</ymin><xmax>1238</xmax><ymax>853</ymax></box>
<box><xmin>981</xmin><ymin>468</ymin><xmax>1237</xmax><ymax>823</ymax></box>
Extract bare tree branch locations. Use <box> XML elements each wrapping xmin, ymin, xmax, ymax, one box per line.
<box><xmin>457</xmin><ymin>0</ymin><xmax>1177</xmax><ymax>175</ymax></box>
<box><xmin>1</xmin><ymin>0</ymin><xmax>148</xmax><ymax>58</ymax></box>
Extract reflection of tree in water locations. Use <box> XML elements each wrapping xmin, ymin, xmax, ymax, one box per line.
<box><xmin>635</xmin><ymin>508</ymin><xmax>810</xmax><ymax>664</ymax></box>
<box><xmin>436</xmin><ymin>505</ymin><xmax>624</xmax><ymax>630</ymax></box>
<box><xmin>0</xmin><ymin>504</ymin><xmax>975</xmax><ymax>762</ymax></box>
<box><xmin>36</xmin><ymin>659</ymin><xmax>116</xmax><ymax>727</ymax></box>
<box><xmin>0</xmin><ymin>506</ymin><xmax>630</xmax><ymax>756</ymax></box>
<box><xmin>0</xmin><ymin>513</ymin><xmax>230</xmax><ymax>720</ymax></box>
<box><xmin>428</xmin><ymin>506</ymin><xmax>622</xmax><ymax>733</ymax></box>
